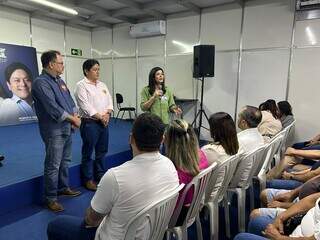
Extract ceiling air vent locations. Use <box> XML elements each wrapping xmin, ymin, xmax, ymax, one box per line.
<box><xmin>297</xmin><ymin>0</ymin><xmax>320</xmax><ymax>11</ymax></box>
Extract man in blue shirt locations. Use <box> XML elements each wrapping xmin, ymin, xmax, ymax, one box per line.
<box><xmin>32</xmin><ymin>50</ymin><xmax>81</xmax><ymax>212</ymax></box>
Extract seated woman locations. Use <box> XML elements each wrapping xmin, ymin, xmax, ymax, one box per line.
<box><xmin>201</xmin><ymin>112</ymin><xmax>239</xmax><ymax>199</ymax></box>
<box><xmin>277</xmin><ymin>101</ymin><xmax>294</xmax><ymax>129</ymax></box>
<box><xmin>165</xmin><ymin>119</ymin><xmax>208</xmax><ymax>225</ymax></box>
<box><xmin>258</xmin><ymin>99</ymin><xmax>282</xmax><ymax>142</ymax></box>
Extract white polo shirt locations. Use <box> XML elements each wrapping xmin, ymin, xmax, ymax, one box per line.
<box><xmin>74</xmin><ymin>78</ymin><xmax>113</xmax><ymax>118</ymax></box>
<box><xmin>91</xmin><ymin>152</ymin><xmax>179</xmax><ymax>240</ymax></box>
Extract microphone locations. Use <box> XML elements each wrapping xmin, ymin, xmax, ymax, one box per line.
<box><xmin>158</xmin><ymin>83</ymin><xmax>163</xmax><ymax>96</ymax></box>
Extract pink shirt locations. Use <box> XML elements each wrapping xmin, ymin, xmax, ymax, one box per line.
<box><xmin>74</xmin><ymin>78</ymin><xmax>113</xmax><ymax>118</ymax></box>
<box><xmin>177</xmin><ymin>149</ymin><xmax>209</xmax><ymax>205</ymax></box>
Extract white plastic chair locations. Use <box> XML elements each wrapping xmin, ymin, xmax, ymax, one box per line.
<box><xmin>224</xmin><ymin>146</ymin><xmax>266</xmax><ymax>234</ymax></box>
<box><xmin>202</xmin><ymin>154</ymin><xmax>242</xmax><ymax>240</ymax></box>
<box><xmin>124</xmin><ymin>184</ymin><xmax>185</xmax><ymax>240</ymax></box>
<box><xmin>275</xmin><ymin>121</ymin><xmax>296</xmax><ymax>166</ymax></box>
<box><xmin>249</xmin><ymin>132</ymin><xmax>284</xmax><ymax>210</ymax></box>
<box><xmin>166</xmin><ymin>162</ymin><xmax>217</xmax><ymax>240</ymax></box>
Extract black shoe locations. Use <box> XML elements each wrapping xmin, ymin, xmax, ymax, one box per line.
<box><xmin>0</xmin><ymin>155</ymin><xmax>4</xmax><ymax>161</ymax></box>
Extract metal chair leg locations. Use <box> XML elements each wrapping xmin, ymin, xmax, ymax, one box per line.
<box><xmin>121</xmin><ymin>110</ymin><xmax>126</xmax><ymax>119</ymax></box>
<box><xmin>223</xmin><ymin>194</ymin><xmax>231</xmax><ymax>239</ymax></box>
<box><xmin>196</xmin><ymin>215</ymin><xmax>203</xmax><ymax>240</ymax></box>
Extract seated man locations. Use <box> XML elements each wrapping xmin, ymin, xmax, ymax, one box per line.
<box><xmin>47</xmin><ymin>113</ymin><xmax>179</xmax><ymax>240</ymax></box>
<box><xmin>230</xmin><ymin>105</ymin><xmax>264</xmax><ymax>187</ymax></box>
<box><xmin>268</xmin><ymin>147</ymin><xmax>320</xmax><ymax>180</ymax></box>
<box><xmin>250</xmin><ymin>175</ymin><xmax>320</xmax><ymax>221</ymax></box>
<box><xmin>234</xmin><ymin>192</ymin><xmax>320</xmax><ymax>239</ymax></box>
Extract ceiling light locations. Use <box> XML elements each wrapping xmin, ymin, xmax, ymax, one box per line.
<box><xmin>28</xmin><ymin>0</ymin><xmax>78</xmax><ymax>15</ymax></box>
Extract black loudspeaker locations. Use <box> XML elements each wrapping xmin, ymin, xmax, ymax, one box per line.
<box><xmin>193</xmin><ymin>45</ymin><xmax>215</xmax><ymax>78</ymax></box>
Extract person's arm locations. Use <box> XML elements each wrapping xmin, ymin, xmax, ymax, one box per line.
<box><xmin>85</xmin><ymin>170</ymin><xmax>118</xmax><ymax>227</ymax></box>
<box><xmin>273</xmin><ymin>192</ymin><xmax>320</xmax><ymax>234</ymax></box>
<box><xmin>290</xmin><ymin>168</ymin><xmax>320</xmax><ymax>182</ymax></box>
<box><xmin>85</xmin><ymin>206</ymin><xmax>105</xmax><ymax>227</ymax></box>
<box><xmin>264</xmin><ymin>223</ymin><xmax>315</xmax><ymax>240</ymax></box>
<box><xmin>33</xmin><ymin>80</ymin><xmax>75</xmax><ymax>124</ymax></box>
<box><xmin>267</xmin><ymin>200</ymin><xmax>295</xmax><ymax>209</ymax></box>
<box><xmin>274</xmin><ymin>186</ymin><xmax>302</xmax><ymax>202</ymax></box>
<box><xmin>286</xmin><ymin>147</ymin><xmax>320</xmax><ymax>160</ymax></box>
<box><xmin>140</xmin><ymin>88</ymin><xmax>162</xmax><ymax>111</ymax></box>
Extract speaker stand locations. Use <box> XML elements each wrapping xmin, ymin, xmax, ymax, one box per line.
<box><xmin>192</xmin><ymin>76</ymin><xmax>209</xmax><ymax>139</ymax></box>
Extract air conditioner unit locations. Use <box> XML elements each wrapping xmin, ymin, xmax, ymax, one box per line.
<box><xmin>129</xmin><ymin>20</ymin><xmax>166</xmax><ymax>38</ymax></box>
<box><xmin>297</xmin><ymin>0</ymin><xmax>320</xmax><ymax>10</ymax></box>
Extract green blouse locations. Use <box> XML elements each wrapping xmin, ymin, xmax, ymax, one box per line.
<box><xmin>140</xmin><ymin>86</ymin><xmax>176</xmax><ymax>124</ymax></box>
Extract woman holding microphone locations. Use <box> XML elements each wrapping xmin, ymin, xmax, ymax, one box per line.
<box><xmin>140</xmin><ymin>67</ymin><xmax>182</xmax><ymax>124</ymax></box>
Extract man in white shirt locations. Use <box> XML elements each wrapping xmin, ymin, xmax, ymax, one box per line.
<box><xmin>47</xmin><ymin>113</ymin><xmax>180</xmax><ymax>240</ymax></box>
<box><xmin>230</xmin><ymin>105</ymin><xmax>265</xmax><ymax>187</ymax></box>
<box><xmin>74</xmin><ymin>59</ymin><xmax>113</xmax><ymax>191</ymax></box>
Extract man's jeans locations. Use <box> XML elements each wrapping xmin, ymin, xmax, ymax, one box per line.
<box><xmin>266</xmin><ymin>179</ymin><xmax>303</xmax><ymax>190</ymax></box>
<box><xmin>80</xmin><ymin>121</ymin><xmax>109</xmax><ymax>182</ymax></box>
<box><xmin>234</xmin><ymin>233</ymin><xmax>268</xmax><ymax>240</ymax></box>
<box><xmin>44</xmin><ymin>134</ymin><xmax>72</xmax><ymax>202</ymax></box>
<box><xmin>47</xmin><ymin>215</ymin><xmax>97</xmax><ymax>240</ymax></box>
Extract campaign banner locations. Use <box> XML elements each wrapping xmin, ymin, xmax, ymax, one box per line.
<box><xmin>0</xmin><ymin>43</ymin><xmax>38</xmax><ymax>126</ymax></box>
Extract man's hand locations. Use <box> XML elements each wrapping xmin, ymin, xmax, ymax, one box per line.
<box><xmin>282</xmin><ymin>171</ymin><xmax>293</xmax><ymax>180</ymax></box>
<box><xmin>72</xmin><ymin>115</ymin><xmax>81</xmax><ymax>128</ymax></box>
<box><xmin>273</xmin><ymin>215</ymin><xmax>285</xmax><ymax>235</ymax></box>
<box><xmin>285</xmin><ymin>147</ymin><xmax>296</xmax><ymax>156</ymax></box>
<box><xmin>101</xmin><ymin>113</ymin><xmax>110</xmax><ymax>127</ymax></box>
<box><xmin>263</xmin><ymin>223</ymin><xmax>283</xmax><ymax>239</ymax></box>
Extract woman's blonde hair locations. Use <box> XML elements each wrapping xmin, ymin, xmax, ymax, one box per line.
<box><xmin>165</xmin><ymin>119</ymin><xmax>200</xmax><ymax>176</ymax></box>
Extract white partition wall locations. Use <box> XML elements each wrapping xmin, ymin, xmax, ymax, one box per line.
<box><xmin>113</xmin><ymin>58</ymin><xmax>137</xmax><ymax>117</ymax></box>
<box><xmin>92</xmin><ymin>28</ymin><xmax>112</xmax><ymax>58</ymax></box>
<box><xmin>238</xmin><ymin>50</ymin><xmax>290</xmax><ymax>108</ymax></box>
<box><xmin>200</xmin><ymin>4</ymin><xmax>242</xmax><ymax>126</ymax></box>
<box><xmin>0</xmin><ymin>7</ymin><xmax>30</xmax><ymax>46</ymax></box>
<box><xmin>236</xmin><ymin>0</ymin><xmax>294</xmax><ymax>117</ymax></box>
<box><xmin>31</xmin><ymin>18</ymin><xmax>65</xmax><ymax>53</ymax></box>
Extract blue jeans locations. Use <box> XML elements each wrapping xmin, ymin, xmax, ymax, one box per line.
<box><xmin>80</xmin><ymin>121</ymin><xmax>109</xmax><ymax>182</ymax></box>
<box><xmin>292</xmin><ymin>141</ymin><xmax>320</xmax><ymax>150</ymax></box>
<box><xmin>266</xmin><ymin>179</ymin><xmax>303</xmax><ymax>190</ymax></box>
<box><xmin>234</xmin><ymin>233</ymin><xmax>268</xmax><ymax>240</ymax></box>
<box><xmin>248</xmin><ymin>215</ymin><xmax>275</xmax><ymax>236</ymax></box>
<box><xmin>44</xmin><ymin>134</ymin><xmax>72</xmax><ymax>202</ymax></box>
<box><xmin>47</xmin><ymin>215</ymin><xmax>97</xmax><ymax>240</ymax></box>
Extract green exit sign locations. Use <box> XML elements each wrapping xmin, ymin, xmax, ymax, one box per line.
<box><xmin>71</xmin><ymin>48</ymin><xmax>82</xmax><ymax>56</ymax></box>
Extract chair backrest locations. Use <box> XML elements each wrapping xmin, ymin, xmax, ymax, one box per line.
<box><xmin>168</xmin><ymin>162</ymin><xmax>217</xmax><ymax>228</ymax></box>
<box><xmin>116</xmin><ymin>93</ymin><xmax>124</xmax><ymax>109</ymax></box>
<box><xmin>258</xmin><ymin>132</ymin><xmax>284</xmax><ymax>177</ymax></box>
<box><xmin>230</xmin><ymin>145</ymin><xmax>266</xmax><ymax>189</ymax></box>
<box><xmin>124</xmin><ymin>184</ymin><xmax>185</xmax><ymax>240</ymax></box>
<box><xmin>204</xmin><ymin>154</ymin><xmax>242</xmax><ymax>204</ymax></box>
<box><xmin>284</xmin><ymin>120</ymin><xmax>296</xmax><ymax>148</ymax></box>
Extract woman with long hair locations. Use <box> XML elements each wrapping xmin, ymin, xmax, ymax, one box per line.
<box><xmin>258</xmin><ymin>99</ymin><xmax>282</xmax><ymax>142</ymax></box>
<box><xmin>277</xmin><ymin>101</ymin><xmax>294</xmax><ymax>128</ymax></box>
<box><xmin>140</xmin><ymin>67</ymin><xmax>181</xmax><ymax>124</ymax></box>
<box><xmin>202</xmin><ymin>112</ymin><xmax>239</xmax><ymax>199</ymax></box>
<box><xmin>165</xmin><ymin>119</ymin><xmax>208</xmax><ymax>225</ymax></box>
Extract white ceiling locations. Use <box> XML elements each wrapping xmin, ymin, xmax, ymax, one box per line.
<box><xmin>0</xmin><ymin>0</ymin><xmax>241</xmax><ymax>29</ymax></box>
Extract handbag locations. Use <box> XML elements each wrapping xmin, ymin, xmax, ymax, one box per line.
<box><xmin>283</xmin><ymin>212</ymin><xmax>306</xmax><ymax>235</ymax></box>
